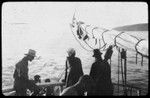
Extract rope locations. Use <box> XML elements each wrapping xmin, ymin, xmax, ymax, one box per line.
<box><xmin>101</xmin><ymin>30</ymin><xmax>109</xmax><ymax>51</ymax></box>
<box><xmin>92</xmin><ymin>27</ymin><xmax>98</xmax><ymax>38</ymax></box>
<box><xmin>120</xmin><ymin>56</ymin><xmax>125</xmax><ymax>93</ymax></box>
<box><xmin>81</xmin><ymin>27</ymin><xmax>95</xmax><ymax>50</ymax></box>
<box><xmin>135</xmin><ymin>39</ymin><xmax>148</xmax><ymax>58</ymax></box>
<box><xmin>114</xmin><ymin>32</ymin><xmax>125</xmax><ymax>47</ymax></box>
<box><xmin>130</xmin><ymin>35</ymin><xmax>140</xmax><ymax>41</ymax></box>
<box><xmin>124</xmin><ymin>53</ymin><xmax>127</xmax><ymax>96</ymax></box>
<box><xmin>135</xmin><ymin>39</ymin><xmax>148</xmax><ymax>66</ymax></box>
<box><xmin>84</xmin><ymin>25</ymin><xmax>91</xmax><ymax>34</ymax></box>
<box><xmin>117</xmin><ymin>47</ymin><xmax>120</xmax><ymax>95</ymax></box>
<box><xmin>136</xmin><ymin>52</ymin><xmax>138</xmax><ymax>64</ymax></box>
<box><xmin>141</xmin><ymin>56</ymin><xmax>144</xmax><ymax>66</ymax></box>
<box><xmin>121</xmin><ymin>48</ymin><xmax>127</xmax><ymax>95</ymax></box>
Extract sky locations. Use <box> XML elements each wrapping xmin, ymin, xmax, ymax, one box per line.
<box><xmin>2</xmin><ymin>2</ymin><xmax>148</xmax><ymax>58</ymax></box>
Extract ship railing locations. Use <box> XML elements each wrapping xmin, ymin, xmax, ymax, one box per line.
<box><xmin>113</xmin><ymin>83</ymin><xmax>147</xmax><ymax>96</ymax></box>
<box><xmin>2</xmin><ymin>82</ymin><xmax>147</xmax><ymax>96</ymax></box>
<box><xmin>2</xmin><ymin>82</ymin><xmax>65</xmax><ymax>96</ymax></box>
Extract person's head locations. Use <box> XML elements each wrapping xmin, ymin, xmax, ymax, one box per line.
<box><xmin>45</xmin><ymin>78</ymin><xmax>51</xmax><ymax>83</ymax></box>
<box><xmin>93</xmin><ymin>49</ymin><xmax>102</xmax><ymax>60</ymax></box>
<box><xmin>67</xmin><ymin>48</ymin><xmax>76</xmax><ymax>57</ymax></box>
<box><xmin>25</xmin><ymin>49</ymin><xmax>36</xmax><ymax>61</ymax></box>
<box><xmin>77</xmin><ymin>75</ymin><xmax>94</xmax><ymax>91</ymax></box>
<box><xmin>34</xmin><ymin>75</ymin><xmax>41</xmax><ymax>83</ymax></box>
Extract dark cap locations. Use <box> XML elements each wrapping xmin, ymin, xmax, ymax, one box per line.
<box><xmin>93</xmin><ymin>49</ymin><xmax>102</xmax><ymax>57</ymax></box>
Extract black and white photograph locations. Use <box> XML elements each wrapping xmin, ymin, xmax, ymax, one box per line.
<box><xmin>2</xmin><ymin>2</ymin><xmax>148</xmax><ymax>96</ymax></box>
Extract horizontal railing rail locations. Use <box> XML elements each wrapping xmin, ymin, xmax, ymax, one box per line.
<box><xmin>2</xmin><ymin>82</ymin><xmax>147</xmax><ymax>96</ymax></box>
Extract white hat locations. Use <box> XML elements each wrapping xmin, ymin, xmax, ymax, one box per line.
<box><xmin>25</xmin><ymin>49</ymin><xmax>36</xmax><ymax>57</ymax></box>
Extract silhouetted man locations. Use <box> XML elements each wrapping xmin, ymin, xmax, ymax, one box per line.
<box><xmin>89</xmin><ymin>48</ymin><xmax>113</xmax><ymax>96</ymax></box>
<box><xmin>13</xmin><ymin>49</ymin><xmax>40</xmax><ymax>96</ymax></box>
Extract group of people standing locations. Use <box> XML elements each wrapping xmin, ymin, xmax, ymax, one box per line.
<box><xmin>60</xmin><ymin>46</ymin><xmax>113</xmax><ymax>96</ymax></box>
<box><xmin>13</xmin><ymin>45</ymin><xmax>113</xmax><ymax>96</ymax></box>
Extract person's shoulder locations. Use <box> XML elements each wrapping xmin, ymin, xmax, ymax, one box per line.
<box><xmin>91</xmin><ymin>62</ymin><xmax>98</xmax><ymax>68</ymax></box>
<box><xmin>94</xmin><ymin>61</ymin><xmax>100</xmax><ymax>65</ymax></box>
<box><xmin>75</xmin><ymin>57</ymin><xmax>81</xmax><ymax>61</ymax></box>
<box><xmin>102</xmin><ymin>60</ymin><xmax>109</xmax><ymax>65</ymax></box>
<box><xmin>15</xmin><ymin>60</ymin><xmax>22</xmax><ymax>67</ymax></box>
<box><xmin>102</xmin><ymin>60</ymin><xmax>110</xmax><ymax>69</ymax></box>
<box><xmin>60</xmin><ymin>86</ymin><xmax>77</xmax><ymax>96</ymax></box>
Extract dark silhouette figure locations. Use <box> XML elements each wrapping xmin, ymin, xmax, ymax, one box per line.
<box><xmin>45</xmin><ymin>78</ymin><xmax>51</xmax><ymax>82</ymax></box>
<box><xmin>104</xmin><ymin>45</ymin><xmax>113</xmax><ymax>62</ymax></box>
<box><xmin>44</xmin><ymin>78</ymin><xmax>54</xmax><ymax>96</ymax></box>
<box><xmin>13</xmin><ymin>49</ymin><xmax>40</xmax><ymax>96</ymax></box>
<box><xmin>30</xmin><ymin>75</ymin><xmax>42</xmax><ymax>96</ymax></box>
<box><xmin>63</xmin><ymin>48</ymin><xmax>84</xmax><ymax>88</ymax></box>
<box><xmin>34</xmin><ymin>75</ymin><xmax>41</xmax><ymax>83</ymax></box>
<box><xmin>60</xmin><ymin>75</ymin><xmax>94</xmax><ymax>96</ymax></box>
<box><xmin>88</xmin><ymin>49</ymin><xmax>113</xmax><ymax>96</ymax></box>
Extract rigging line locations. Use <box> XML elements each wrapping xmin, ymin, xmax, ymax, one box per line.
<box><xmin>57</xmin><ymin>70</ymin><xmax>65</xmax><ymax>82</ymax></box>
<box><xmin>70</xmin><ymin>24</ymin><xmax>92</xmax><ymax>52</ymax></box>
<box><xmin>135</xmin><ymin>39</ymin><xmax>148</xmax><ymax>58</ymax></box>
<box><xmin>91</xmin><ymin>26</ymin><xmax>107</xmax><ymax>50</ymax></box>
<box><xmin>141</xmin><ymin>56</ymin><xmax>144</xmax><ymax>66</ymax></box>
<box><xmin>84</xmin><ymin>25</ymin><xmax>91</xmax><ymax>34</ymax></box>
<box><xmin>124</xmin><ymin>51</ymin><xmax>127</xmax><ymax>96</ymax></box>
<box><xmin>120</xmin><ymin>56</ymin><xmax>125</xmax><ymax>90</ymax></box>
<box><xmin>116</xmin><ymin>35</ymin><xmax>138</xmax><ymax>45</ymax></box>
<box><xmin>116</xmin><ymin>42</ymin><xmax>135</xmax><ymax>52</ymax></box>
<box><xmin>135</xmin><ymin>52</ymin><xmax>138</xmax><ymax>64</ymax></box>
<box><xmin>130</xmin><ymin>35</ymin><xmax>140</xmax><ymax>41</ymax></box>
<box><xmin>99</xmin><ymin>39</ymin><xmax>101</xmax><ymax>49</ymax></box>
<box><xmin>92</xmin><ymin>27</ymin><xmax>98</xmax><ymax>38</ymax></box>
<box><xmin>84</xmin><ymin>25</ymin><xmax>91</xmax><ymax>40</ymax></box>
<box><xmin>101</xmin><ymin>44</ymin><xmax>107</xmax><ymax>51</ymax></box>
<box><xmin>80</xmin><ymin>27</ymin><xmax>95</xmax><ymax>50</ymax></box>
<box><xmin>114</xmin><ymin>32</ymin><xmax>125</xmax><ymax>47</ymax></box>
<box><xmin>83</xmin><ymin>25</ymin><xmax>109</xmax><ymax>50</ymax></box>
<box><xmin>98</xmin><ymin>29</ymin><xmax>108</xmax><ymax>50</ymax></box>
<box><xmin>71</xmin><ymin>15</ymin><xmax>94</xmax><ymax>51</ymax></box>
<box><xmin>100</xmin><ymin>43</ymin><xmax>107</xmax><ymax>50</ymax></box>
<box><xmin>84</xmin><ymin>40</ymin><xmax>95</xmax><ymax>50</ymax></box>
<box><xmin>102</xmin><ymin>30</ymin><xmax>109</xmax><ymax>44</ymax></box>
<box><xmin>117</xmin><ymin>47</ymin><xmax>120</xmax><ymax>95</ymax></box>
<box><xmin>101</xmin><ymin>30</ymin><xmax>110</xmax><ymax>50</ymax></box>
<box><xmin>121</xmin><ymin>61</ymin><xmax>126</xmax><ymax>95</ymax></box>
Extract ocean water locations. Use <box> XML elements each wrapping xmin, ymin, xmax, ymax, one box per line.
<box><xmin>2</xmin><ymin>31</ymin><xmax>148</xmax><ymax>95</ymax></box>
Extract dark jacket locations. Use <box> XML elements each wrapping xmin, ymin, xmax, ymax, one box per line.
<box><xmin>13</xmin><ymin>57</ymin><xmax>29</xmax><ymax>95</ymax></box>
<box><xmin>13</xmin><ymin>57</ymin><xmax>29</xmax><ymax>80</ymax></box>
<box><xmin>89</xmin><ymin>60</ymin><xmax>113</xmax><ymax>95</ymax></box>
<box><xmin>65</xmin><ymin>57</ymin><xmax>84</xmax><ymax>87</ymax></box>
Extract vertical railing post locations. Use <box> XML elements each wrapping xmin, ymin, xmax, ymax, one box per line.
<box><xmin>136</xmin><ymin>53</ymin><xmax>138</xmax><ymax>64</ymax></box>
<box><xmin>130</xmin><ymin>88</ymin><xmax>133</xmax><ymax>96</ymax></box>
<box><xmin>117</xmin><ymin>48</ymin><xmax>120</xmax><ymax>95</ymax></box>
<box><xmin>137</xmin><ymin>89</ymin><xmax>141</xmax><ymax>96</ymax></box>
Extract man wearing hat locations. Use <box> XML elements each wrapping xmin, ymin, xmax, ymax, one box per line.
<box><xmin>13</xmin><ymin>49</ymin><xmax>40</xmax><ymax>96</ymax></box>
<box><xmin>88</xmin><ymin>48</ymin><xmax>113</xmax><ymax>96</ymax></box>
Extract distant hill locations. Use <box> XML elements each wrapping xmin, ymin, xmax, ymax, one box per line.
<box><xmin>113</xmin><ymin>23</ymin><xmax>148</xmax><ymax>31</ymax></box>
